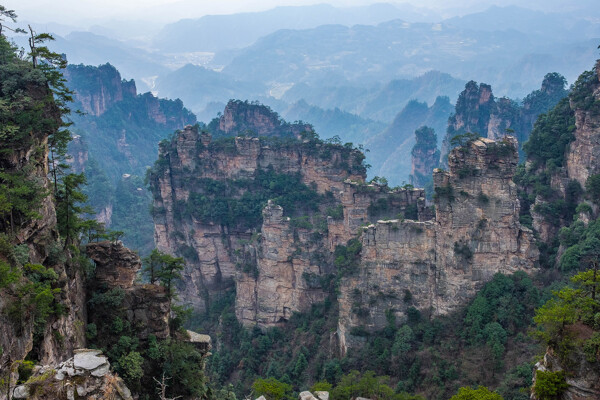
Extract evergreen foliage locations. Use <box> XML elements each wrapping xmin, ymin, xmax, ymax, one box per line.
<box><xmin>532</xmin><ymin>370</ymin><xmax>568</xmax><ymax>400</ymax></box>
<box><xmin>178</xmin><ymin>167</ymin><xmax>325</xmax><ymax>229</ymax></box>
<box><xmin>449</xmin><ymin>386</ymin><xmax>503</xmax><ymax>400</ymax></box>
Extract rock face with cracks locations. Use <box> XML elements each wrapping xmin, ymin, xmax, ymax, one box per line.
<box><xmin>152</xmin><ymin>120</ymin><xmax>537</xmax><ymax>354</ymax></box>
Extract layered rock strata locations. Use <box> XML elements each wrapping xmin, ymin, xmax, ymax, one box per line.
<box><xmin>151</xmin><ymin>126</ymin><xmax>366</xmax><ymax>314</ymax></box>
<box><xmin>151</xmin><ymin>124</ymin><xmax>537</xmax><ymax>347</ymax></box>
<box><xmin>337</xmin><ymin>137</ymin><xmax>537</xmax><ymax>352</ymax></box>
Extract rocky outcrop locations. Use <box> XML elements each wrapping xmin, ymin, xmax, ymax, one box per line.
<box><xmin>337</xmin><ymin>136</ymin><xmax>537</xmax><ymax>352</ymax></box>
<box><xmin>433</xmin><ymin>137</ymin><xmax>537</xmax><ymax>312</ymax></box>
<box><xmin>440</xmin><ymin>74</ymin><xmax>567</xmax><ymax>165</ymax></box>
<box><xmin>328</xmin><ymin>181</ymin><xmax>425</xmax><ymax>250</ymax></box>
<box><xmin>217</xmin><ymin>100</ymin><xmax>313</xmax><ymax>138</ymax></box>
<box><xmin>86</xmin><ymin>241</ymin><xmax>141</xmax><ymax>289</ymax></box>
<box><xmin>235</xmin><ymin>201</ymin><xmax>331</xmax><ymax>326</ymax></box>
<box><xmin>150</xmin><ymin>126</ymin><xmax>366</xmax><ymax>315</ymax></box>
<box><xmin>532</xmin><ymin>346</ymin><xmax>600</xmax><ymax>400</ymax></box>
<box><xmin>565</xmin><ymin>61</ymin><xmax>600</xmax><ymax>188</ymax></box>
<box><xmin>86</xmin><ymin>241</ymin><xmax>171</xmax><ymax>339</ymax></box>
<box><xmin>12</xmin><ymin>349</ymin><xmax>133</xmax><ymax>400</ymax></box>
<box><xmin>65</xmin><ymin>63</ymin><xmax>135</xmax><ymax>117</ymax></box>
<box><xmin>299</xmin><ymin>391</ymin><xmax>329</xmax><ymax>400</ymax></box>
<box><xmin>410</xmin><ymin>126</ymin><xmax>440</xmax><ymax>188</ymax></box>
<box><xmin>151</xmin><ymin>118</ymin><xmax>537</xmax><ymax>346</ymax></box>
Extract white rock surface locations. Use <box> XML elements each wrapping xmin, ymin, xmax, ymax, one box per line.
<box><xmin>73</xmin><ymin>349</ymin><xmax>106</xmax><ymax>370</ymax></box>
<box><xmin>315</xmin><ymin>391</ymin><xmax>330</xmax><ymax>400</ymax></box>
<box><xmin>299</xmin><ymin>391</ymin><xmax>318</xmax><ymax>400</ymax></box>
<box><xmin>12</xmin><ymin>385</ymin><xmax>29</xmax><ymax>399</ymax></box>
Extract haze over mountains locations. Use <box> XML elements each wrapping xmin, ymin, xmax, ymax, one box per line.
<box><xmin>8</xmin><ymin>1</ymin><xmax>600</xmax><ymax>183</ymax></box>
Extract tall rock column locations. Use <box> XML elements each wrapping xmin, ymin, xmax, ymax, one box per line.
<box><xmin>410</xmin><ymin>126</ymin><xmax>440</xmax><ymax>188</ymax></box>
<box><xmin>433</xmin><ymin>136</ymin><xmax>538</xmax><ymax>313</ymax></box>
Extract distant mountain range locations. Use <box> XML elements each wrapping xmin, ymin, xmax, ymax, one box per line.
<box><xmin>15</xmin><ymin>2</ymin><xmax>596</xmax><ymax>186</ymax></box>
<box><xmin>153</xmin><ymin>3</ymin><xmax>442</xmax><ymax>53</ymax></box>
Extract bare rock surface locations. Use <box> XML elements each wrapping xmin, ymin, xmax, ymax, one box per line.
<box><xmin>86</xmin><ymin>241</ymin><xmax>141</xmax><ymax>288</ymax></box>
<box><xmin>12</xmin><ymin>349</ymin><xmax>132</xmax><ymax>400</ymax></box>
<box><xmin>151</xmin><ymin>123</ymin><xmax>537</xmax><ymax>352</ymax></box>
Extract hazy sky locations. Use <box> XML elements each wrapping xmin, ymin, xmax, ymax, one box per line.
<box><xmin>7</xmin><ymin>0</ymin><xmax>385</xmax><ymax>26</ymax></box>
<box><xmin>6</xmin><ymin>0</ymin><xmax>595</xmax><ymax>30</ymax></box>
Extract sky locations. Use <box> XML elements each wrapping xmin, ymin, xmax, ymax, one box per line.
<box><xmin>7</xmin><ymin>0</ymin><xmax>381</xmax><ymax>26</ymax></box>
<box><xmin>6</xmin><ymin>0</ymin><xmax>596</xmax><ymax>34</ymax></box>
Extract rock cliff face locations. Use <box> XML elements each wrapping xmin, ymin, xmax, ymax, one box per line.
<box><xmin>0</xmin><ymin>81</ymin><xmax>87</xmax><ymax>373</ymax></box>
<box><xmin>64</xmin><ymin>63</ymin><xmax>136</xmax><ymax>117</ymax></box>
<box><xmin>337</xmin><ymin>136</ymin><xmax>538</xmax><ymax>352</ymax></box>
<box><xmin>565</xmin><ymin>61</ymin><xmax>600</xmax><ymax>188</ymax></box>
<box><xmin>235</xmin><ymin>201</ymin><xmax>331</xmax><ymax>326</ymax></box>
<box><xmin>150</xmin><ymin>125</ymin><xmax>366</xmax><ymax>315</ymax></box>
<box><xmin>151</xmin><ymin>114</ymin><xmax>537</xmax><ymax>351</ymax></box>
<box><xmin>523</xmin><ymin>63</ymin><xmax>599</xmax><ymax>243</ymax></box>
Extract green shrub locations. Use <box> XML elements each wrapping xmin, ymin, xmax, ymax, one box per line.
<box><xmin>454</xmin><ymin>242</ymin><xmax>473</xmax><ymax>260</ymax></box>
<box><xmin>0</xmin><ymin>260</ymin><xmax>19</xmax><ymax>288</ymax></box>
<box><xmin>586</xmin><ymin>174</ymin><xmax>600</xmax><ymax>201</ymax></box>
<box><xmin>85</xmin><ymin>323</ymin><xmax>97</xmax><ymax>339</ymax></box>
<box><xmin>532</xmin><ymin>370</ymin><xmax>568</xmax><ymax>400</ymax></box>
<box><xmin>449</xmin><ymin>386</ymin><xmax>503</xmax><ymax>400</ymax></box>
<box><xmin>118</xmin><ymin>351</ymin><xmax>144</xmax><ymax>382</ymax></box>
<box><xmin>252</xmin><ymin>377</ymin><xmax>293</xmax><ymax>400</ymax></box>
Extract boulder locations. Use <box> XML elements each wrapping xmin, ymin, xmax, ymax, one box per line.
<box><xmin>73</xmin><ymin>349</ymin><xmax>105</xmax><ymax>370</ymax></box>
<box><xmin>299</xmin><ymin>391</ymin><xmax>318</xmax><ymax>400</ymax></box>
<box><xmin>315</xmin><ymin>391</ymin><xmax>330</xmax><ymax>400</ymax></box>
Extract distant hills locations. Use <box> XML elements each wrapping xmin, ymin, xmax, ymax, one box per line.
<box><xmin>152</xmin><ymin>3</ymin><xmax>441</xmax><ymax>53</ymax></box>
<box><xmin>14</xmin><ymin>2</ymin><xmax>596</xmax><ymax>186</ymax></box>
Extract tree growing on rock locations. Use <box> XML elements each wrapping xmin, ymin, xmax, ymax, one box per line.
<box><xmin>141</xmin><ymin>249</ymin><xmax>185</xmax><ymax>304</ymax></box>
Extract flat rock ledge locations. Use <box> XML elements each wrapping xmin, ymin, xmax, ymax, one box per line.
<box><xmin>13</xmin><ymin>349</ymin><xmax>132</xmax><ymax>400</ymax></box>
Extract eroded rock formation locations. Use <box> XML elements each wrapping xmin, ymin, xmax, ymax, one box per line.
<box><xmin>86</xmin><ymin>241</ymin><xmax>171</xmax><ymax>339</ymax></box>
<box><xmin>150</xmin><ymin>126</ymin><xmax>366</xmax><ymax>314</ymax></box>
<box><xmin>440</xmin><ymin>74</ymin><xmax>567</xmax><ymax>165</ymax></box>
<box><xmin>409</xmin><ymin>126</ymin><xmax>440</xmax><ymax>188</ymax></box>
<box><xmin>151</xmin><ymin>117</ymin><xmax>537</xmax><ymax>353</ymax></box>
<box><xmin>337</xmin><ymin>136</ymin><xmax>537</xmax><ymax>352</ymax></box>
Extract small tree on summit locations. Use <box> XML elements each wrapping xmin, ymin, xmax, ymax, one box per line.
<box><xmin>158</xmin><ymin>254</ymin><xmax>184</xmax><ymax>301</ymax></box>
<box><xmin>142</xmin><ymin>249</ymin><xmax>185</xmax><ymax>304</ymax></box>
<box><xmin>450</xmin><ymin>132</ymin><xmax>480</xmax><ymax>148</ymax></box>
<box><xmin>142</xmin><ymin>249</ymin><xmax>163</xmax><ymax>284</ymax></box>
